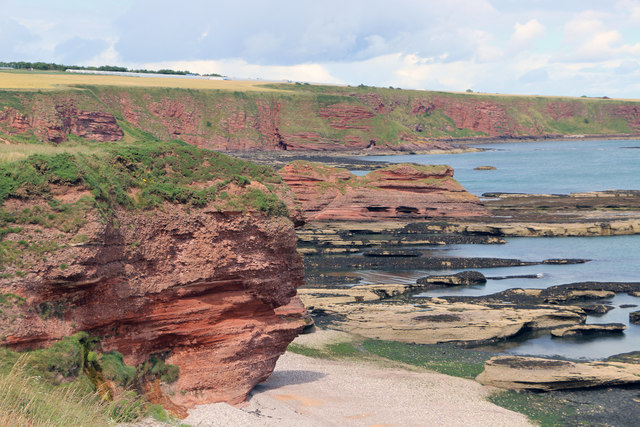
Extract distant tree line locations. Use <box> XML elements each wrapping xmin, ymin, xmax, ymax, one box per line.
<box><xmin>0</xmin><ymin>61</ymin><xmax>221</xmax><ymax>77</ymax></box>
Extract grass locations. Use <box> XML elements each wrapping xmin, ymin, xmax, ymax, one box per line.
<box><xmin>0</xmin><ymin>139</ymin><xmax>289</xmax><ymax>215</ymax></box>
<box><xmin>0</xmin><ymin>356</ymin><xmax>123</xmax><ymax>426</ymax></box>
<box><xmin>0</xmin><ymin>333</ymin><xmax>183</xmax><ymax>425</ymax></box>
<box><xmin>288</xmin><ymin>337</ymin><xmax>490</xmax><ymax>379</ymax></box>
<box><xmin>287</xmin><ymin>342</ymin><xmax>361</xmax><ymax>359</ymax></box>
<box><xmin>0</xmin><ymin>143</ymin><xmax>105</xmax><ymax>164</ymax></box>
<box><xmin>487</xmin><ymin>390</ymin><xmax>578</xmax><ymax>427</ymax></box>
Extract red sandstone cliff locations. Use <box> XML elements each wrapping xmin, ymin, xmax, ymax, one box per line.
<box><xmin>0</xmin><ymin>198</ymin><xmax>307</xmax><ymax>407</ymax></box>
<box><xmin>1</xmin><ymin>104</ymin><xmax>123</xmax><ymax>143</ymax></box>
<box><xmin>3</xmin><ymin>87</ymin><xmax>640</xmax><ymax>152</ymax></box>
<box><xmin>279</xmin><ymin>161</ymin><xmax>490</xmax><ymax>221</ymax></box>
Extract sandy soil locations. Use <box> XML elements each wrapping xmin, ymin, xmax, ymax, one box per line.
<box><xmin>182</xmin><ymin>332</ymin><xmax>533</xmax><ymax>427</ymax></box>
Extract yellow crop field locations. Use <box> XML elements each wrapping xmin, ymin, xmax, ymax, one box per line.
<box><xmin>0</xmin><ymin>142</ymin><xmax>104</xmax><ymax>163</ymax></box>
<box><xmin>0</xmin><ymin>71</ymin><xmax>287</xmax><ymax>92</ymax></box>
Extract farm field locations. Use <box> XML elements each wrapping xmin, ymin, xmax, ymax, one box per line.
<box><xmin>0</xmin><ymin>70</ymin><xmax>286</xmax><ymax>92</ymax></box>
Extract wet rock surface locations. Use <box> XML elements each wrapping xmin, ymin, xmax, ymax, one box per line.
<box><xmin>550</xmin><ymin>323</ymin><xmax>626</xmax><ymax>337</ymax></box>
<box><xmin>417</xmin><ymin>270</ymin><xmax>487</xmax><ymax>286</ymax></box>
<box><xmin>362</xmin><ymin>249</ymin><xmax>423</xmax><ymax>257</ymax></box>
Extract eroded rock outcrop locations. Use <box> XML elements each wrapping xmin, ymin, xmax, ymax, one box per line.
<box><xmin>550</xmin><ymin>323</ymin><xmax>626</xmax><ymax>337</ymax></box>
<box><xmin>477</xmin><ymin>355</ymin><xmax>640</xmax><ymax>391</ymax></box>
<box><xmin>417</xmin><ymin>271</ymin><xmax>487</xmax><ymax>286</ymax></box>
<box><xmin>299</xmin><ymin>287</ymin><xmax>585</xmax><ymax>345</ymax></box>
<box><xmin>279</xmin><ymin>161</ymin><xmax>490</xmax><ymax>221</ymax></box>
<box><xmin>0</xmin><ymin>104</ymin><xmax>123</xmax><ymax>143</ymax></box>
<box><xmin>0</xmin><ymin>203</ymin><xmax>307</xmax><ymax>407</ymax></box>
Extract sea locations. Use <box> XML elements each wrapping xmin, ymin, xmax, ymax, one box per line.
<box><xmin>357</xmin><ymin>139</ymin><xmax>640</xmax><ymax>360</ymax></box>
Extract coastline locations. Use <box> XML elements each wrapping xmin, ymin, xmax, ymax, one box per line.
<box><xmin>182</xmin><ymin>331</ymin><xmax>534</xmax><ymax>427</ymax></box>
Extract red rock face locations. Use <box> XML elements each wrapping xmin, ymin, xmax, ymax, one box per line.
<box><xmin>318</xmin><ymin>103</ymin><xmax>376</xmax><ymax>130</ymax></box>
<box><xmin>0</xmin><ymin>107</ymin><xmax>31</xmax><ymax>133</ymax></box>
<box><xmin>610</xmin><ymin>104</ymin><xmax>640</xmax><ymax>130</ymax></box>
<box><xmin>0</xmin><ymin>104</ymin><xmax>123</xmax><ymax>142</ymax></box>
<box><xmin>544</xmin><ymin>102</ymin><xmax>585</xmax><ymax>121</ymax></box>
<box><xmin>148</xmin><ymin>97</ymin><xmax>202</xmax><ymax>141</ymax></box>
<box><xmin>1</xmin><ymin>205</ymin><xmax>306</xmax><ymax>407</ymax></box>
<box><xmin>431</xmin><ymin>97</ymin><xmax>521</xmax><ymax>137</ymax></box>
<box><xmin>280</xmin><ymin>162</ymin><xmax>490</xmax><ymax>221</ymax></box>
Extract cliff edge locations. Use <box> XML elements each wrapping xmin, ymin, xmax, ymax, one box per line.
<box><xmin>2</xmin><ymin>81</ymin><xmax>640</xmax><ymax>152</ymax></box>
<box><xmin>0</xmin><ymin>143</ymin><xmax>307</xmax><ymax>407</ymax></box>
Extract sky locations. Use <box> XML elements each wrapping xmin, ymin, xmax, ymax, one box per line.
<box><xmin>2</xmin><ymin>0</ymin><xmax>640</xmax><ymax>97</ymax></box>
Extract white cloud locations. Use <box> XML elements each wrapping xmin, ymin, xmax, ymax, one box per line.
<box><xmin>509</xmin><ymin>19</ymin><xmax>546</xmax><ymax>50</ymax></box>
<box><xmin>564</xmin><ymin>15</ymin><xmax>606</xmax><ymax>42</ymax></box>
<box><xmin>616</xmin><ymin>0</ymin><xmax>640</xmax><ymax>23</ymax></box>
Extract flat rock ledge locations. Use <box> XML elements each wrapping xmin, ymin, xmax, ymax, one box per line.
<box><xmin>477</xmin><ymin>356</ymin><xmax>640</xmax><ymax>391</ymax></box>
<box><xmin>417</xmin><ymin>270</ymin><xmax>487</xmax><ymax>286</ymax></box>
<box><xmin>630</xmin><ymin>311</ymin><xmax>640</xmax><ymax>324</ymax></box>
<box><xmin>299</xmin><ymin>285</ymin><xmax>585</xmax><ymax>345</ymax></box>
<box><xmin>550</xmin><ymin>323</ymin><xmax>626</xmax><ymax>337</ymax></box>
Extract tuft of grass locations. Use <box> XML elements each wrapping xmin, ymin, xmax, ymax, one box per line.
<box><xmin>0</xmin><ymin>355</ymin><xmax>141</xmax><ymax>426</ymax></box>
<box><xmin>287</xmin><ymin>342</ymin><xmax>361</xmax><ymax>359</ymax></box>
<box><xmin>0</xmin><ymin>332</ymin><xmax>185</xmax><ymax>425</ymax></box>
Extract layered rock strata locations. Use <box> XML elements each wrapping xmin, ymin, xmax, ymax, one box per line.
<box><xmin>298</xmin><ymin>285</ymin><xmax>585</xmax><ymax>345</ymax></box>
<box><xmin>1</xmin><ymin>104</ymin><xmax>123</xmax><ymax>142</ymax></box>
<box><xmin>477</xmin><ymin>356</ymin><xmax>640</xmax><ymax>391</ymax></box>
<box><xmin>550</xmin><ymin>323</ymin><xmax>626</xmax><ymax>337</ymax></box>
<box><xmin>0</xmin><ymin>203</ymin><xmax>307</xmax><ymax>407</ymax></box>
<box><xmin>279</xmin><ymin>161</ymin><xmax>490</xmax><ymax>221</ymax></box>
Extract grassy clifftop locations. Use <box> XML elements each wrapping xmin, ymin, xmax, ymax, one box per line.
<box><xmin>1</xmin><ymin>72</ymin><xmax>640</xmax><ymax>152</ymax></box>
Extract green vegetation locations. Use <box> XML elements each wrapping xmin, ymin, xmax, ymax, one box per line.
<box><xmin>288</xmin><ymin>335</ymin><xmax>585</xmax><ymax>426</ymax></box>
<box><xmin>487</xmin><ymin>390</ymin><xmax>578</xmax><ymax>427</ymax></box>
<box><xmin>0</xmin><ymin>141</ymin><xmax>286</xmax><ymax>212</ymax></box>
<box><xmin>287</xmin><ymin>342</ymin><xmax>361</xmax><ymax>359</ymax></box>
<box><xmin>0</xmin><ymin>138</ymin><xmax>288</xmax><ymax>272</ymax></box>
<box><xmin>360</xmin><ymin>339</ymin><xmax>490</xmax><ymax>379</ymax></box>
<box><xmin>0</xmin><ymin>332</ymin><xmax>182</xmax><ymax>425</ymax></box>
<box><xmin>288</xmin><ymin>338</ymin><xmax>489</xmax><ymax>378</ymax></box>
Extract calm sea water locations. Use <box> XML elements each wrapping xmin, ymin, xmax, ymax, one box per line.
<box><xmin>358</xmin><ymin>139</ymin><xmax>640</xmax><ymax>360</ymax></box>
<box><xmin>364</xmin><ymin>139</ymin><xmax>640</xmax><ymax>195</ymax></box>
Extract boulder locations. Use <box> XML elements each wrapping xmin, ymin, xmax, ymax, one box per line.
<box><xmin>417</xmin><ymin>270</ymin><xmax>487</xmax><ymax>286</ymax></box>
<box><xmin>630</xmin><ymin>311</ymin><xmax>640</xmax><ymax>325</ymax></box>
<box><xmin>473</xmin><ymin>166</ymin><xmax>497</xmax><ymax>170</ymax></box>
<box><xmin>477</xmin><ymin>355</ymin><xmax>640</xmax><ymax>391</ymax></box>
<box><xmin>550</xmin><ymin>323</ymin><xmax>626</xmax><ymax>337</ymax></box>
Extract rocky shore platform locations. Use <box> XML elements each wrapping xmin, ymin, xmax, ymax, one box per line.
<box><xmin>246</xmin><ymin>152</ymin><xmax>640</xmax><ymax>424</ymax></box>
